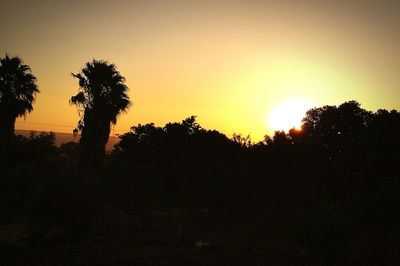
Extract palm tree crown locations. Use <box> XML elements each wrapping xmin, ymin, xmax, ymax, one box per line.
<box><xmin>0</xmin><ymin>54</ymin><xmax>39</xmax><ymax>142</ymax></box>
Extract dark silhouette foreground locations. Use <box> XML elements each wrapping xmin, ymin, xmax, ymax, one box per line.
<box><xmin>1</xmin><ymin>101</ymin><xmax>400</xmax><ymax>266</ymax></box>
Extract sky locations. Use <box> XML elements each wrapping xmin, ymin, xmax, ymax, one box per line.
<box><xmin>1</xmin><ymin>0</ymin><xmax>400</xmax><ymax>140</ymax></box>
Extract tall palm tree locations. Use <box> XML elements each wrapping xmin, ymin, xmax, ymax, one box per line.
<box><xmin>70</xmin><ymin>59</ymin><xmax>131</xmax><ymax>164</ymax></box>
<box><xmin>0</xmin><ymin>54</ymin><xmax>39</xmax><ymax>143</ymax></box>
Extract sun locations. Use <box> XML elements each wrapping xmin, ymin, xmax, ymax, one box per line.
<box><xmin>268</xmin><ymin>99</ymin><xmax>315</xmax><ymax>133</ymax></box>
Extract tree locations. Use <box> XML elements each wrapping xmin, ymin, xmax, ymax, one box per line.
<box><xmin>70</xmin><ymin>60</ymin><xmax>131</xmax><ymax>164</ymax></box>
<box><xmin>0</xmin><ymin>55</ymin><xmax>39</xmax><ymax>144</ymax></box>
<box><xmin>301</xmin><ymin>101</ymin><xmax>371</xmax><ymax>157</ymax></box>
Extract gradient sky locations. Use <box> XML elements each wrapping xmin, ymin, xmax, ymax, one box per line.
<box><xmin>1</xmin><ymin>0</ymin><xmax>400</xmax><ymax>140</ymax></box>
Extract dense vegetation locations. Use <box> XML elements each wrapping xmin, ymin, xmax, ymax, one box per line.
<box><xmin>1</xmin><ymin>55</ymin><xmax>400</xmax><ymax>265</ymax></box>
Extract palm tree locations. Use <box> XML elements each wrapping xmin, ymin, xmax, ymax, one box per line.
<box><xmin>0</xmin><ymin>54</ymin><xmax>39</xmax><ymax>143</ymax></box>
<box><xmin>70</xmin><ymin>59</ymin><xmax>131</xmax><ymax>164</ymax></box>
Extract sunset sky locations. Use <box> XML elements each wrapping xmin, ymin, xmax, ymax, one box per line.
<box><xmin>1</xmin><ymin>0</ymin><xmax>400</xmax><ymax>140</ymax></box>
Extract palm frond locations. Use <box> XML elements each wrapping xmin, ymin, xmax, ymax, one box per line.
<box><xmin>0</xmin><ymin>54</ymin><xmax>39</xmax><ymax>117</ymax></box>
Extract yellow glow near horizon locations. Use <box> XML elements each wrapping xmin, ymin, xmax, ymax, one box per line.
<box><xmin>269</xmin><ymin>99</ymin><xmax>315</xmax><ymax>133</ymax></box>
<box><xmin>2</xmin><ymin>1</ymin><xmax>400</xmax><ymax>141</ymax></box>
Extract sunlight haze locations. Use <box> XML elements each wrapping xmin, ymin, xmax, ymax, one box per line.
<box><xmin>269</xmin><ymin>99</ymin><xmax>315</xmax><ymax>132</ymax></box>
<box><xmin>1</xmin><ymin>0</ymin><xmax>400</xmax><ymax>140</ymax></box>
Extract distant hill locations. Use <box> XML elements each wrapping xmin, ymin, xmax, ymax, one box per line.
<box><xmin>15</xmin><ymin>129</ymin><xmax>120</xmax><ymax>151</ymax></box>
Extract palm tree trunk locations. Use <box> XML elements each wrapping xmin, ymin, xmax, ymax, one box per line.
<box><xmin>0</xmin><ymin>113</ymin><xmax>15</xmax><ymax>143</ymax></box>
<box><xmin>0</xmin><ymin>113</ymin><xmax>16</xmax><ymax>166</ymax></box>
<box><xmin>79</xmin><ymin>114</ymin><xmax>110</xmax><ymax>166</ymax></box>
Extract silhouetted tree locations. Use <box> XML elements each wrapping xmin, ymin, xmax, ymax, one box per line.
<box><xmin>232</xmin><ymin>133</ymin><xmax>252</xmax><ymax>148</ymax></box>
<box><xmin>271</xmin><ymin>130</ymin><xmax>292</xmax><ymax>146</ymax></box>
<box><xmin>0</xmin><ymin>55</ymin><xmax>39</xmax><ymax>146</ymax></box>
<box><xmin>362</xmin><ymin>109</ymin><xmax>400</xmax><ymax>258</ymax></box>
<box><xmin>70</xmin><ymin>59</ymin><xmax>131</xmax><ymax>164</ymax></box>
<box><xmin>113</xmin><ymin>122</ymin><xmax>165</xmax><ymax>164</ymax></box>
<box><xmin>301</xmin><ymin>101</ymin><xmax>372</xmax><ymax>157</ymax></box>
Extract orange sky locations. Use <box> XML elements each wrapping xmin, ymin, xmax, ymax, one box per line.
<box><xmin>1</xmin><ymin>0</ymin><xmax>400</xmax><ymax>140</ymax></box>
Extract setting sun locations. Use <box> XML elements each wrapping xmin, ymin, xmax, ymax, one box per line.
<box><xmin>2</xmin><ymin>1</ymin><xmax>400</xmax><ymax>263</ymax></box>
<box><xmin>268</xmin><ymin>99</ymin><xmax>315</xmax><ymax>133</ymax></box>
